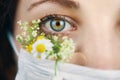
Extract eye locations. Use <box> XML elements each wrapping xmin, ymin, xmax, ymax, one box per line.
<box><xmin>45</xmin><ymin>19</ymin><xmax>71</xmax><ymax>32</ymax></box>
<box><xmin>40</xmin><ymin>14</ymin><xmax>77</xmax><ymax>33</ymax></box>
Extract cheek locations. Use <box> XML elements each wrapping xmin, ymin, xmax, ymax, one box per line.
<box><xmin>111</xmin><ymin>29</ymin><xmax>120</xmax><ymax>61</ymax></box>
<box><xmin>67</xmin><ymin>28</ymin><xmax>83</xmax><ymax>52</ymax></box>
<box><xmin>69</xmin><ymin>52</ymin><xmax>87</xmax><ymax>66</ymax></box>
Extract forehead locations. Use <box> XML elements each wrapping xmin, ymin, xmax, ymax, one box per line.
<box><xmin>29</xmin><ymin>0</ymin><xmax>120</xmax><ymax>8</ymax></box>
<box><xmin>73</xmin><ymin>0</ymin><xmax>120</xmax><ymax>14</ymax></box>
<box><xmin>75</xmin><ymin>0</ymin><xmax>120</xmax><ymax>7</ymax></box>
<box><xmin>19</xmin><ymin>0</ymin><xmax>120</xmax><ymax>19</ymax></box>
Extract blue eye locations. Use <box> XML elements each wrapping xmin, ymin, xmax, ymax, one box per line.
<box><xmin>50</xmin><ymin>19</ymin><xmax>65</xmax><ymax>32</ymax></box>
<box><xmin>40</xmin><ymin>14</ymin><xmax>77</xmax><ymax>33</ymax></box>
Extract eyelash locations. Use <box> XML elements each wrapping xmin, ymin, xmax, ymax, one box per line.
<box><xmin>39</xmin><ymin>14</ymin><xmax>77</xmax><ymax>34</ymax></box>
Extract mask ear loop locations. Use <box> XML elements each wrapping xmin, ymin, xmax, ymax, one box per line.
<box><xmin>7</xmin><ymin>31</ymin><xmax>19</xmax><ymax>56</ymax></box>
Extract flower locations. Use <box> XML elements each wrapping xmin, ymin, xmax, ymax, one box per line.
<box><xmin>47</xmin><ymin>36</ymin><xmax>75</xmax><ymax>62</ymax></box>
<box><xmin>21</xmin><ymin>31</ymin><xmax>27</xmax><ymax>36</ymax></box>
<box><xmin>32</xmin><ymin>30</ymin><xmax>37</xmax><ymax>37</ymax></box>
<box><xmin>16</xmin><ymin>35</ymin><xmax>24</xmax><ymax>44</ymax></box>
<box><xmin>59</xmin><ymin>37</ymin><xmax>75</xmax><ymax>62</ymax></box>
<box><xmin>16</xmin><ymin>19</ymin><xmax>75</xmax><ymax>61</ymax></box>
<box><xmin>25</xmin><ymin>44</ymin><xmax>32</xmax><ymax>53</ymax></box>
<box><xmin>37</xmin><ymin>36</ymin><xmax>44</xmax><ymax>40</ymax></box>
<box><xmin>31</xmin><ymin>38</ymin><xmax>53</xmax><ymax>59</ymax></box>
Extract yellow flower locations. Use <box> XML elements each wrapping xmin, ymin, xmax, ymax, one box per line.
<box><xmin>26</xmin><ymin>44</ymin><xmax>32</xmax><ymax>53</ymax></box>
<box><xmin>36</xmin><ymin>43</ymin><xmax>46</xmax><ymax>53</ymax></box>
<box><xmin>37</xmin><ymin>36</ymin><xmax>44</xmax><ymax>40</ymax></box>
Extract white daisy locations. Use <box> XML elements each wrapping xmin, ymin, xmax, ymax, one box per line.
<box><xmin>31</xmin><ymin>38</ymin><xmax>53</xmax><ymax>59</ymax></box>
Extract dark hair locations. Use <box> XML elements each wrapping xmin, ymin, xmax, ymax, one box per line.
<box><xmin>0</xmin><ymin>0</ymin><xmax>19</xmax><ymax>80</ymax></box>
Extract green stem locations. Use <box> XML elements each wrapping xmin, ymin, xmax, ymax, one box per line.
<box><xmin>54</xmin><ymin>60</ymin><xmax>58</xmax><ymax>76</ymax></box>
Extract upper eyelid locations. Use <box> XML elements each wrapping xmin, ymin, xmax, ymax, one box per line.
<box><xmin>40</xmin><ymin>14</ymin><xmax>68</xmax><ymax>21</ymax></box>
<box><xmin>40</xmin><ymin>14</ymin><xmax>78</xmax><ymax>26</ymax></box>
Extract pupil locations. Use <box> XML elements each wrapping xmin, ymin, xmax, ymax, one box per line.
<box><xmin>56</xmin><ymin>21</ymin><xmax>60</xmax><ymax>26</ymax></box>
<box><xmin>50</xmin><ymin>19</ymin><xmax>65</xmax><ymax>32</ymax></box>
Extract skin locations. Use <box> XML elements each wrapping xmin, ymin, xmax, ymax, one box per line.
<box><xmin>14</xmin><ymin>0</ymin><xmax>120</xmax><ymax>70</ymax></box>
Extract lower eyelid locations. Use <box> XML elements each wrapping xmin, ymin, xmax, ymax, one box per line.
<box><xmin>41</xmin><ymin>23</ymin><xmax>77</xmax><ymax>35</ymax></box>
<box><xmin>41</xmin><ymin>26</ymin><xmax>76</xmax><ymax>36</ymax></box>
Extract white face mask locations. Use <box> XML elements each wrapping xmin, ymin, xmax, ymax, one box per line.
<box><xmin>8</xmin><ymin>32</ymin><xmax>120</xmax><ymax>80</ymax></box>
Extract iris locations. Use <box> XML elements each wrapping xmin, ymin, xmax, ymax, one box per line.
<box><xmin>50</xmin><ymin>19</ymin><xmax>65</xmax><ymax>32</ymax></box>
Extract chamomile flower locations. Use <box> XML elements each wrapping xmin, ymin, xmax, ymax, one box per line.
<box><xmin>31</xmin><ymin>38</ymin><xmax>53</xmax><ymax>59</ymax></box>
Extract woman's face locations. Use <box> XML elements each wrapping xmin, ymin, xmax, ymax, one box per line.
<box><xmin>14</xmin><ymin>0</ymin><xmax>120</xmax><ymax>69</ymax></box>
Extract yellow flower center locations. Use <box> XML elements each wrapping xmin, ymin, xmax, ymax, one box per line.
<box><xmin>37</xmin><ymin>36</ymin><xmax>44</xmax><ymax>40</ymax></box>
<box><xmin>36</xmin><ymin>44</ymin><xmax>46</xmax><ymax>53</ymax></box>
<box><xmin>26</xmin><ymin>44</ymin><xmax>32</xmax><ymax>53</ymax></box>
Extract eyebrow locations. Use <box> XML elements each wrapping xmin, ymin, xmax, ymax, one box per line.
<box><xmin>28</xmin><ymin>0</ymin><xmax>79</xmax><ymax>11</ymax></box>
